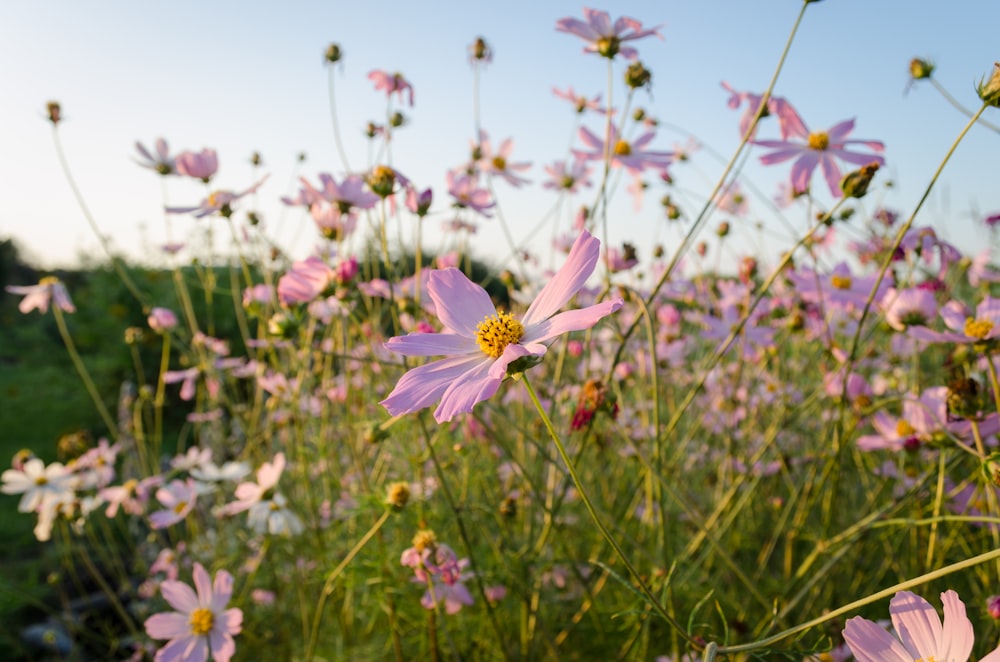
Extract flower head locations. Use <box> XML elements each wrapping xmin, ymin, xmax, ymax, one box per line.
<box><xmin>135</xmin><ymin>138</ymin><xmax>176</xmax><ymax>175</ymax></box>
<box><xmin>368</xmin><ymin>70</ymin><xmax>414</xmax><ymax>106</ymax></box>
<box><xmin>556</xmin><ymin>8</ymin><xmax>663</xmax><ymax>60</ymax></box>
<box><xmin>844</xmin><ymin>590</ymin><xmax>1000</xmax><ymax>662</ymax></box>
<box><xmin>380</xmin><ymin>230</ymin><xmax>622</xmax><ymax>423</ymax></box>
<box><xmin>175</xmin><ymin>148</ymin><xmax>219</xmax><ymax>182</ymax></box>
<box><xmin>144</xmin><ymin>562</ymin><xmax>243</xmax><ymax>662</ymax></box>
<box><xmin>573</xmin><ymin>124</ymin><xmax>674</xmax><ymax>176</ymax></box>
<box><xmin>6</xmin><ymin>277</ymin><xmax>75</xmax><ymax>314</ymax></box>
<box><xmin>166</xmin><ymin>177</ymin><xmax>268</xmax><ymax>219</ymax></box>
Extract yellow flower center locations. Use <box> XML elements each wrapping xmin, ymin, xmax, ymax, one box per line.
<box><xmin>491</xmin><ymin>156</ymin><xmax>507</xmax><ymax>171</ymax></box>
<box><xmin>896</xmin><ymin>420</ymin><xmax>915</xmax><ymax>437</ymax></box>
<box><xmin>207</xmin><ymin>192</ymin><xmax>221</xmax><ymax>208</ymax></box>
<box><xmin>830</xmin><ymin>274</ymin><xmax>852</xmax><ymax>290</ymax></box>
<box><xmin>561</xmin><ymin>175</ymin><xmax>576</xmax><ymax>189</ymax></box>
<box><xmin>189</xmin><ymin>607</ymin><xmax>214</xmax><ymax>636</ymax></box>
<box><xmin>475</xmin><ymin>311</ymin><xmax>524</xmax><ymax>358</ymax></box>
<box><xmin>595</xmin><ymin>35</ymin><xmax>621</xmax><ymax>58</ymax></box>
<box><xmin>613</xmin><ymin>139</ymin><xmax>632</xmax><ymax>156</ymax></box>
<box><xmin>412</xmin><ymin>529</ymin><xmax>437</xmax><ymax>552</ymax></box>
<box><xmin>173</xmin><ymin>501</ymin><xmax>188</xmax><ymax>514</ymax></box>
<box><xmin>34</xmin><ymin>475</ymin><xmax>48</xmax><ymax>486</ymax></box>
<box><xmin>39</xmin><ymin>276</ymin><xmax>60</xmax><ymax>286</ymax></box>
<box><xmin>807</xmin><ymin>132</ymin><xmax>830</xmax><ymax>150</ymax></box>
<box><xmin>964</xmin><ymin>317</ymin><xmax>994</xmax><ymax>339</ymax></box>
<box><xmin>124</xmin><ymin>479</ymin><xmax>138</xmax><ymax>493</ymax></box>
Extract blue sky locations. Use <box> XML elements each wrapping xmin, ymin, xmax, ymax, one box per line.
<box><xmin>2</xmin><ymin>1</ymin><xmax>999</xmax><ymax>271</ymax></box>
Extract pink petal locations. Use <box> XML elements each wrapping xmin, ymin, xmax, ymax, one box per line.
<box><xmin>145</xmin><ymin>612</ymin><xmax>191</xmax><ymax>640</ymax></box>
<box><xmin>890</xmin><ymin>590</ymin><xmax>942</xmax><ymax>659</ymax></box>
<box><xmin>843</xmin><ymin>615</ymin><xmax>912</xmax><ymax>662</ymax></box>
<box><xmin>210</xmin><ymin>570</ymin><xmax>235</xmax><ymax>612</ymax></box>
<box><xmin>524</xmin><ymin>298</ymin><xmax>623</xmax><ymax>344</ymax></box>
<box><xmin>433</xmin><ymin>358</ymin><xmax>502</xmax><ymax>423</ymax></box>
<box><xmin>826</xmin><ymin>118</ymin><xmax>856</xmax><ymax>142</ymax></box>
<box><xmin>208</xmin><ymin>630</ymin><xmax>237</xmax><ymax>662</ymax></box>
<box><xmin>159</xmin><ymin>577</ymin><xmax>199</xmax><ymax>613</ymax></box>
<box><xmin>938</xmin><ymin>590</ymin><xmax>974</xmax><ymax>662</ymax></box>
<box><xmin>522</xmin><ymin>231</ymin><xmax>600</xmax><ymax>326</ymax></box>
<box><xmin>192</xmin><ymin>563</ymin><xmax>214</xmax><ymax>607</ymax></box>
<box><xmin>381</xmin><ymin>355</ymin><xmax>489</xmax><ymax>417</ymax></box>
<box><xmin>818</xmin><ymin>153</ymin><xmax>844</xmax><ymax>198</ymax></box>
<box><xmin>789</xmin><ymin>152</ymin><xmax>820</xmax><ymax>194</ymax></box>
<box><xmin>385</xmin><ymin>332</ymin><xmax>479</xmax><ymax>357</ymax></box>
<box><xmin>428</xmin><ymin>269</ymin><xmax>497</xmax><ymax>337</ymax></box>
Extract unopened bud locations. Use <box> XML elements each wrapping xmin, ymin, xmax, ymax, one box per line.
<box><xmin>715</xmin><ymin>221</ymin><xmax>730</xmax><ymax>238</ymax></box>
<box><xmin>46</xmin><ymin>101</ymin><xmax>62</xmax><ymax>125</ymax></box>
<box><xmin>840</xmin><ymin>161</ymin><xmax>880</xmax><ymax>199</ymax></box>
<box><xmin>470</xmin><ymin>36</ymin><xmax>492</xmax><ymax>62</ymax></box>
<box><xmin>625</xmin><ymin>61</ymin><xmax>652</xmax><ymax>90</ymax></box>
<box><xmin>909</xmin><ymin>57</ymin><xmax>934</xmax><ymax>81</ymax></box>
<box><xmin>978</xmin><ymin>62</ymin><xmax>1000</xmax><ymax>107</ymax></box>
<box><xmin>390</xmin><ymin>111</ymin><xmax>406</xmax><ymax>128</ymax></box>
<box><xmin>386</xmin><ymin>481</ymin><xmax>410</xmax><ymax>510</ymax></box>
<box><xmin>324</xmin><ymin>43</ymin><xmax>343</xmax><ymax>64</ymax></box>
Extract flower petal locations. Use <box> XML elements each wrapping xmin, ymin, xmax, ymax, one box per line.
<box><xmin>938</xmin><ymin>590</ymin><xmax>974</xmax><ymax>662</ymax></box>
<box><xmin>385</xmin><ymin>332</ymin><xmax>479</xmax><ymax>357</ymax></box>
<box><xmin>210</xmin><ymin>569</ymin><xmax>235</xmax><ymax>612</ymax></box>
<box><xmin>522</xmin><ymin>230</ymin><xmax>600</xmax><ymax>327</ymax></box>
<box><xmin>160</xmin><ymin>578</ymin><xmax>199</xmax><ymax>613</ymax></box>
<box><xmin>524</xmin><ymin>299</ymin><xmax>623</xmax><ymax>345</ymax></box>
<box><xmin>843</xmin><ymin>615</ymin><xmax>912</xmax><ymax>662</ymax></box>
<box><xmin>428</xmin><ymin>269</ymin><xmax>497</xmax><ymax>337</ymax></box>
<box><xmin>890</xmin><ymin>590</ymin><xmax>942</xmax><ymax>659</ymax></box>
<box><xmin>433</xmin><ymin>358</ymin><xmax>503</xmax><ymax>423</ymax></box>
<box><xmin>381</xmin><ymin>355</ymin><xmax>489</xmax><ymax>418</ymax></box>
<box><xmin>145</xmin><ymin>612</ymin><xmax>191</xmax><ymax>640</ymax></box>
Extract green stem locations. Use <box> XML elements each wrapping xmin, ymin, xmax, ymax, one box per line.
<box><xmin>52</xmin><ymin>305</ymin><xmax>117</xmax><ymax>438</ymax></box>
<box><xmin>521</xmin><ymin>375</ymin><xmax>696</xmax><ymax>644</ymax></box>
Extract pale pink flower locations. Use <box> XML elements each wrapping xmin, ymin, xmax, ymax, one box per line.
<box><xmin>135</xmin><ymin>138</ymin><xmax>176</xmax><ymax>175</ymax></box>
<box><xmin>573</xmin><ymin>124</ymin><xmax>674</xmax><ymax>175</ymax></box>
<box><xmin>478</xmin><ymin>131</ymin><xmax>531</xmax><ymax>187</ymax></box>
<box><xmin>368</xmin><ymin>70</ymin><xmax>414</xmax><ymax>106</ymax></box>
<box><xmin>144</xmin><ymin>562</ymin><xmax>243</xmax><ymax>662</ymax></box>
<box><xmin>175</xmin><ymin>148</ymin><xmax>218</xmax><ymax>182</ymax></box>
<box><xmin>552</xmin><ymin>86</ymin><xmax>609</xmax><ymax>115</ymax></box>
<box><xmin>149</xmin><ymin>479</ymin><xmax>198</xmax><ymax>529</ymax></box>
<box><xmin>380</xmin><ymin>230</ymin><xmax>623</xmax><ymax>423</ymax></box>
<box><xmin>148</xmin><ymin>307</ymin><xmax>179</xmax><ymax>333</ymax></box>
<box><xmin>446</xmin><ymin>171</ymin><xmax>494</xmax><ymax>217</ymax></box>
<box><xmin>6</xmin><ymin>276</ymin><xmax>75</xmax><ymax>314</ymax></box>
<box><xmin>844</xmin><ymin>590</ymin><xmax>1000</xmax><ymax>662</ymax></box>
<box><xmin>542</xmin><ymin>160</ymin><xmax>593</xmax><ymax>193</ymax></box>
<box><xmin>720</xmin><ymin>83</ymin><xmax>806</xmax><ymax>140</ymax></box>
<box><xmin>555</xmin><ymin>8</ymin><xmax>663</xmax><ymax>60</ymax></box>
<box><xmin>165</xmin><ymin>177</ymin><xmax>268</xmax><ymax>219</ymax></box>
<box><xmin>909</xmin><ymin>296</ymin><xmax>1000</xmax><ymax>344</ymax></box>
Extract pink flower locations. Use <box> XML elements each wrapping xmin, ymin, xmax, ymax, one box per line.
<box><xmin>552</xmin><ymin>86</ymin><xmax>610</xmax><ymax>115</ymax></box>
<box><xmin>380</xmin><ymin>230</ymin><xmax>623</xmax><ymax>423</ymax></box>
<box><xmin>144</xmin><ymin>562</ymin><xmax>243</xmax><ymax>662</ymax></box>
<box><xmin>175</xmin><ymin>148</ymin><xmax>219</xmax><ymax>182</ymax></box>
<box><xmin>367</xmin><ymin>70</ymin><xmax>414</xmax><ymax>106</ymax></box>
<box><xmin>446</xmin><ymin>172</ymin><xmax>494</xmax><ymax>217</ymax></box>
<box><xmin>909</xmin><ymin>296</ymin><xmax>1000</xmax><ymax>345</ymax></box>
<box><xmin>6</xmin><ymin>276</ymin><xmax>75</xmax><ymax>314</ymax></box>
<box><xmin>166</xmin><ymin>177</ymin><xmax>268</xmax><ymax>219</ymax></box>
<box><xmin>149</xmin><ymin>479</ymin><xmax>198</xmax><ymax>529</ymax></box>
<box><xmin>148</xmin><ymin>307</ymin><xmax>179</xmax><ymax>333</ymax></box>
<box><xmin>880</xmin><ymin>287</ymin><xmax>938</xmax><ymax>331</ymax></box>
<box><xmin>754</xmin><ymin>117</ymin><xmax>885</xmax><ymax>198</ymax></box>
<box><xmin>478</xmin><ymin>131</ymin><xmax>531</xmax><ymax>187</ymax></box>
<box><xmin>277</xmin><ymin>256</ymin><xmax>335</xmax><ymax>305</ymax></box>
<box><xmin>573</xmin><ymin>124</ymin><xmax>674</xmax><ymax>175</ymax></box>
<box><xmin>543</xmin><ymin>160</ymin><xmax>593</xmax><ymax>193</ymax></box>
<box><xmin>406</xmin><ymin>186</ymin><xmax>433</xmax><ymax>216</ymax></box>
<box><xmin>720</xmin><ymin>83</ymin><xmax>806</xmax><ymax>140</ymax></box>
<box><xmin>555</xmin><ymin>8</ymin><xmax>663</xmax><ymax>60</ymax></box>
<box><xmin>135</xmin><ymin>138</ymin><xmax>176</xmax><ymax>175</ymax></box>
<box><xmin>844</xmin><ymin>590</ymin><xmax>1000</xmax><ymax>662</ymax></box>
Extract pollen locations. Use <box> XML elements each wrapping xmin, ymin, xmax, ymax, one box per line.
<box><xmin>34</xmin><ymin>475</ymin><xmax>48</xmax><ymax>486</ymax></box>
<box><xmin>830</xmin><ymin>274</ymin><xmax>853</xmax><ymax>290</ymax></box>
<box><xmin>189</xmin><ymin>607</ymin><xmax>214</xmax><ymax>635</ymax></box>
<box><xmin>807</xmin><ymin>132</ymin><xmax>830</xmax><ymax>150</ymax></box>
<box><xmin>596</xmin><ymin>35</ymin><xmax>621</xmax><ymax>58</ymax></box>
<box><xmin>207</xmin><ymin>192</ymin><xmax>220</xmax><ymax>208</ymax></box>
<box><xmin>475</xmin><ymin>311</ymin><xmax>524</xmax><ymax>358</ymax></box>
<box><xmin>964</xmin><ymin>317</ymin><xmax>994</xmax><ymax>340</ymax></box>
<box><xmin>412</xmin><ymin>529</ymin><xmax>437</xmax><ymax>552</ymax></box>
<box><xmin>173</xmin><ymin>501</ymin><xmax>188</xmax><ymax>514</ymax></box>
<box><xmin>896</xmin><ymin>420</ymin><xmax>915</xmax><ymax>437</ymax></box>
<box><xmin>613</xmin><ymin>140</ymin><xmax>632</xmax><ymax>156</ymax></box>
<box><xmin>491</xmin><ymin>156</ymin><xmax>507</xmax><ymax>171</ymax></box>
<box><xmin>39</xmin><ymin>276</ymin><xmax>60</xmax><ymax>286</ymax></box>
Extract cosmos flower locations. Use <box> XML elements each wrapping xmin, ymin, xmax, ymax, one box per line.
<box><xmin>175</xmin><ymin>148</ymin><xmax>219</xmax><ymax>182</ymax></box>
<box><xmin>555</xmin><ymin>8</ymin><xmax>663</xmax><ymax>60</ymax></box>
<box><xmin>6</xmin><ymin>277</ymin><xmax>76</xmax><ymax>315</ymax></box>
<box><xmin>135</xmin><ymin>138</ymin><xmax>176</xmax><ymax>175</ymax></box>
<box><xmin>380</xmin><ymin>230</ymin><xmax>623</xmax><ymax>423</ymax></box>
<box><xmin>542</xmin><ymin>159</ymin><xmax>593</xmax><ymax>193</ymax></box>
<box><xmin>573</xmin><ymin>124</ymin><xmax>674</xmax><ymax>175</ymax></box>
<box><xmin>908</xmin><ymin>296</ymin><xmax>1000</xmax><ymax>345</ymax></box>
<box><xmin>149</xmin><ymin>479</ymin><xmax>198</xmax><ymax>529</ymax></box>
<box><xmin>552</xmin><ymin>86</ymin><xmax>610</xmax><ymax>115</ymax></box>
<box><xmin>144</xmin><ymin>562</ymin><xmax>243</xmax><ymax>662</ymax></box>
<box><xmin>478</xmin><ymin>131</ymin><xmax>531</xmax><ymax>187</ymax></box>
<box><xmin>720</xmin><ymin>83</ymin><xmax>806</xmax><ymax>140</ymax></box>
<box><xmin>446</xmin><ymin>171</ymin><xmax>494</xmax><ymax>217</ymax></box>
<box><xmin>844</xmin><ymin>590</ymin><xmax>1000</xmax><ymax>662</ymax></box>
<box><xmin>754</xmin><ymin>117</ymin><xmax>885</xmax><ymax>198</ymax></box>
<box><xmin>368</xmin><ymin>70</ymin><xmax>414</xmax><ymax>106</ymax></box>
<box><xmin>165</xmin><ymin>177</ymin><xmax>268</xmax><ymax>219</ymax></box>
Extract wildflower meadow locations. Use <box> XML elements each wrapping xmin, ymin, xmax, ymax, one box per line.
<box><xmin>7</xmin><ymin>3</ymin><xmax>1000</xmax><ymax>660</ymax></box>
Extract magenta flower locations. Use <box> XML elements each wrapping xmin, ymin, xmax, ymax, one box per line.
<box><xmin>844</xmin><ymin>590</ymin><xmax>1000</xmax><ymax>662</ymax></box>
<box><xmin>6</xmin><ymin>276</ymin><xmax>75</xmax><ymax>314</ymax></box>
<box><xmin>175</xmin><ymin>148</ymin><xmax>219</xmax><ymax>182</ymax></box>
<box><xmin>368</xmin><ymin>70</ymin><xmax>414</xmax><ymax>106</ymax></box>
<box><xmin>754</xmin><ymin>117</ymin><xmax>885</xmax><ymax>197</ymax></box>
<box><xmin>555</xmin><ymin>8</ymin><xmax>663</xmax><ymax>60</ymax></box>
<box><xmin>380</xmin><ymin>230</ymin><xmax>623</xmax><ymax>423</ymax></box>
<box><xmin>573</xmin><ymin>124</ymin><xmax>674</xmax><ymax>175</ymax></box>
<box><xmin>144</xmin><ymin>562</ymin><xmax>243</xmax><ymax>662</ymax></box>
<box><xmin>135</xmin><ymin>138</ymin><xmax>176</xmax><ymax>176</ymax></box>
<box><xmin>909</xmin><ymin>296</ymin><xmax>1000</xmax><ymax>345</ymax></box>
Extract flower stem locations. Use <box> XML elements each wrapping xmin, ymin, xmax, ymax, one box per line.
<box><xmin>520</xmin><ymin>375</ymin><xmax>696</xmax><ymax>644</ymax></box>
<box><xmin>52</xmin><ymin>305</ymin><xmax>117</xmax><ymax>438</ymax></box>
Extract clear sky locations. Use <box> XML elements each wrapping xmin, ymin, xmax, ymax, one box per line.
<box><xmin>2</xmin><ymin>1</ymin><xmax>999</xmax><ymax>272</ymax></box>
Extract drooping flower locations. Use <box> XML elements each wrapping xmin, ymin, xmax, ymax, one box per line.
<box><xmin>555</xmin><ymin>8</ymin><xmax>663</xmax><ymax>60</ymax></box>
<box><xmin>166</xmin><ymin>177</ymin><xmax>268</xmax><ymax>219</ymax></box>
<box><xmin>368</xmin><ymin>70</ymin><xmax>414</xmax><ymax>106</ymax></box>
<box><xmin>144</xmin><ymin>562</ymin><xmax>243</xmax><ymax>662</ymax></box>
<box><xmin>380</xmin><ymin>230</ymin><xmax>623</xmax><ymax>423</ymax></box>
<box><xmin>844</xmin><ymin>590</ymin><xmax>1000</xmax><ymax>662</ymax></box>
<box><xmin>552</xmin><ymin>86</ymin><xmax>610</xmax><ymax>115</ymax></box>
<box><xmin>6</xmin><ymin>277</ymin><xmax>75</xmax><ymax>314</ymax></box>
<box><xmin>222</xmin><ymin>453</ymin><xmax>302</xmax><ymax>536</ymax></box>
<box><xmin>908</xmin><ymin>296</ymin><xmax>1000</xmax><ymax>345</ymax></box>
<box><xmin>720</xmin><ymin>83</ymin><xmax>806</xmax><ymax>140</ymax></box>
<box><xmin>754</xmin><ymin>117</ymin><xmax>885</xmax><ymax>198</ymax></box>
<box><xmin>446</xmin><ymin>171</ymin><xmax>494</xmax><ymax>217</ymax></box>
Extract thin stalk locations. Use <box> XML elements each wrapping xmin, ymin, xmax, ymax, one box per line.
<box><xmin>52</xmin><ymin>305</ymin><xmax>117</xmax><ymax>438</ymax></box>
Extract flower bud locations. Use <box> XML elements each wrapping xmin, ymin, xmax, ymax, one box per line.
<box><xmin>978</xmin><ymin>62</ymin><xmax>1000</xmax><ymax>107</ymax></box>
<box><xmin>625</xmin><ymin>61</ymin><xmax>652</xmax><ymax>90</ymax></box>
<box><xmin>988</xmin><ymin>595</ymin><xmax>1000</xmax><ymax>620</ymax></box>
<box><xmin>324</xmin><ymin>43</ymin><xmax>343</xmax><ymax>64</ymax></box>
<box><xmin>148</xmin><ymin>307</ymin><xmax>179</xmax><ymax>333</ymax></box>
<box><xmin>367</xmin><ymin>165</ymin><xmax>396</xmax><ymax>198</ymax></box>
<box><xmin>250</xmin><ymin>151</ymin><xmax>263</xmax><ymax>167</ymax></box>
<box><xmin>386</xmin><ymin>481</ymin><xmax>410</xmax><ymax>510</ymax></box>
<box><xmin>840</xmin><ymin>161</ymin><xmax>880</xmax><ymax>199</ymax></box>
<box><xmin>715</xmin><ymin>221</ymin><xmax>730</xmax><ymax>238</ymax></box>
<box><xmin>46</xmin><ymin>101</ymin><xmax>62</xmax><ymax>125</ymax></box>
<box><xmin>389</xmin><ymin>111</ymin><xmax>406</xmax><ymax>128</ymax></box>
<box><xmin>909</xmin><ymin>57</ymin><xmax>934</xmax><ymax>81</ymax></box>
<box><xmin>469</xmin><ymin>36</ymin><xmax>492</xmax><ymax>63</ymax></box>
